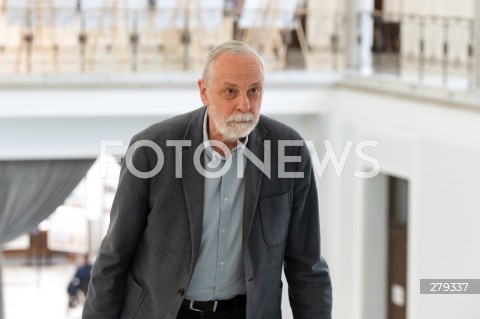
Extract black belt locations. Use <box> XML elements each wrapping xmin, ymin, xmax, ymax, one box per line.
<box><xmin>182</xmin><ymin>295</ymin><xmax>246</xmax><ymax>313</ymax></box>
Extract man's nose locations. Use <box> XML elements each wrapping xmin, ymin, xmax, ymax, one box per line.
<box><xmin>237</xmin><ymin>93</ymin><xmax>251</xmax><ymax>112</ymax></box>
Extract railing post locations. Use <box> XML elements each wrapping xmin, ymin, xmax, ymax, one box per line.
<box><xmin>468</xmin><ymin>20</ymin><xmax>475</xmax><ymax>89</ymax></box>
<box><xmin>396</xmin><ymin>13</ymin><xmax>402</xmax><ymax>77</ymax></box>
<box><xmin>373</xmin><ymin>11</ymin><xmax>384</xmax><ymax>73</ymax></box>
<box><xmin>25</xmin><ymin>9</ymin><xmax>34</xmax><ymax>74</ymax></box>
<box><xmin>130</xmin><ymin>11</ymin><xmax>139</xmax><ymax>72</ymax></box>
<box><xmin>474</xmin><ymin>1</ymin><xmax>480</xmax><ymax>88</ymax></box>
<box><xmin>181</xmin><ymin>4</ymin><xmax>191</xmax><ymax>71</ymax></box>
<box><xmin>344</xmin><ymin>0</ymin><xmax>358</xmax><ymax>71</ymax></box>
<box><xmin>418</xmin><ymin>17</ymin><xmax>425</xmax><ymax>82</ymax></box>
<box><xmin>349</xmin><ymin>0</ymin><xmax>374</xmax><ymax>75</ymax></box>
<box><xmin>78</xmin><ymin>11</ymin><xmax>87</xmax><ymax>73</ymax></box>
<box><xmin>331</xmin><ymin>13</ymin><xmax>339</xmax><ymax>71</ymax></box>
<box><xmin>442</xmin><ymin>18</ymin><xmax>449</xmax><ymax>87</ymax></box>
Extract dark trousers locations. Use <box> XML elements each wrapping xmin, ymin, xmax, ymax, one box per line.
<box><xmin>176</xmin><ymin>298</ymin><xmax>246</xmax><ymax>319</ymax></box>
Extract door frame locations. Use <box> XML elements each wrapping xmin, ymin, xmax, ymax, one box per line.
<box><xmin>360</xmin><ymin>171</ymin><xmax>411</xmax><ymax>319</ymax></box>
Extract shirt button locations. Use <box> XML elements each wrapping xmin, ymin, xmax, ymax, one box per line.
<box><xmin>220</xmin><ymin>261</ymin><xmax>225</xmax><ymax>266</ymax></box>
<box><xmin>178</xmin><ymin>288</ymin><xmax>185</xmax><ymax>296</ymax></box>
<box><xmin>224</xmin><ymin>197</ymin><xmax>229</xmax><ymax>202</ymax></box>
<box><xmin>221</xmin><ymin>229</ymin><xmax>226</xmax><ymax>234</ymax></box>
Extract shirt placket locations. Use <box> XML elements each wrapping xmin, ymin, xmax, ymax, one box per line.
<box><xmin>213</xmin><ymin>151</ymin><xmax>235</xmax><ymax>299</ymax></box>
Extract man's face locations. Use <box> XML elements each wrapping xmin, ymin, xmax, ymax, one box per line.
<box><xmin>198</xmin><ymin>53</ymin><xmax>264</xmax><ymax>143</ymax></box>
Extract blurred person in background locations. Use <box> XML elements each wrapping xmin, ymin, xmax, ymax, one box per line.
<box><xmin>67</xmin><ymin>254</ymin><xmax>93</xmax><ymax>308</ymax></box>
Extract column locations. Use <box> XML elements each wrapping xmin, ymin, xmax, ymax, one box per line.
<box><xmin>344</xmin><ymin>0</ymin><xmax>358</xmax><ymax>70</ymax></box>
<box><xmin>344</xmin><ymin>0</ymin><xmax>375</xmax><ymax>74</ymax></box>
<box><xmin>475</xmin><ymin>0</ymin><xmax>480</xmax><ymax>87</ymax></box>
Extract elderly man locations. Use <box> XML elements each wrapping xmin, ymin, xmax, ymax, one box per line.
<box><xmin>83</xmin><ymin>40</ymin><xmax>332</xmax><ymax>319</ymax></box>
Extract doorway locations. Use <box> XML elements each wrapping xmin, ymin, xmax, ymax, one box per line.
<box><xmin>387</xmin><ymin>176</ymin><xmax>408</xmax><ymax>319</ymax></box>
<box><xmin>361</xmin><ymin>173</ymin><xmax>408</xmax><ymax>319</ymax></box>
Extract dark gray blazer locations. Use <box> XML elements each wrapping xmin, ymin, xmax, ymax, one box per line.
<box><xmin>83</xmin><ymin>107</ymin><xmax>332</xmax><ymax>319</ymax></box>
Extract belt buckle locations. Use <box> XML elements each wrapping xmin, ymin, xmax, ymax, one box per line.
<box><xmin>189</xmin><ymin>300</ymin><xmax>218</xmax><ymax>313</ymax></box>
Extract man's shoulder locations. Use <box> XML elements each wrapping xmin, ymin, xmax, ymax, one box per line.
<box><xmin>258</xmin><ymin>114</ymin><xmax>303</xmax><ymax>141</ymax></box>
<box><xmin>134</xmin><ymin>107</ymin><xmax>204</xmax><ymax>141</ymax></box>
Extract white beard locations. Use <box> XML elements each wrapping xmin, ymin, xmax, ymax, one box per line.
<box><xmin>208</xmin><ymin>107</ymin><xmax>259</xmax><ymax>142</ymax></box>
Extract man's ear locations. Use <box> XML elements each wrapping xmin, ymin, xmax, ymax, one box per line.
<box><xmin>197</xmin><ymin>79</ymin><xmax>209</xmax><ymax>106</ymax></box>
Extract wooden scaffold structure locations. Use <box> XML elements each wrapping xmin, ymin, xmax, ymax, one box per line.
<box><xmin>8</xmin><ymin>0</ymin><xmax>77</xmax><ymax>73</ymax></box>
<box><xmin>238</xmin><ymin>0</ymin><xmax>310</xmax><ymax>69</ymax></box>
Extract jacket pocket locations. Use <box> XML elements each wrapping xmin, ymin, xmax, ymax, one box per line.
<box><xmin>120</xmin><ymin>272</ymin><xmax>147</xmax><ymax>319</ymax></box>
<box><xmin>259</xmin><ymin>191</ymin><xmax>291</xmax><ymax>246</ymax></box>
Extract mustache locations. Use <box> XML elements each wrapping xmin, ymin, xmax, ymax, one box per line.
<box><xmin>226</xmin><ymin>112</ymin><xmax>255</xmax><ymax>123</ymax></box>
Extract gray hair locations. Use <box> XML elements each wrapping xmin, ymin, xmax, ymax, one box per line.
<box><xmin>201</xmin><ymin>40</ymin><xmax>264</xmax><ymax>85</ymax></box>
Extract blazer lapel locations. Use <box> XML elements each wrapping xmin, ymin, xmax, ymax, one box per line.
<box><xmin>243</xmin><ymin>120</ymin><xmax>267</xmax><ymax>246</ymax></box>
<box><xmin>181</xmin><ymin>107</ymin><xmax>207</xmax><ymax>269</ymax></box>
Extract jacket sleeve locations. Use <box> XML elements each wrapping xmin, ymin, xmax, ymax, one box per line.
<box><xmin>284</xmin><ymin>142</ymin><xmax>332</xmax><ymax>319</ymax></box>
<box><xmin>83</xmin><ymin>135</ymin><xmax>150</xmax><ymax>319</ymax></box>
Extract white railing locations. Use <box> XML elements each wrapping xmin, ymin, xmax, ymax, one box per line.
<box><xmin>0</xmin><ymin>4</ymin><xmax>475</xmax><ymax>89</ymax></box>
<box><xmin>0</xmin><ymin>2</ymin><xmax>346</xmax><ymax>73</ymax></box>
<box><xmin>358</xmin><ymin>10</ymin><xmax>475</xmax><ymax>89</ymax></box>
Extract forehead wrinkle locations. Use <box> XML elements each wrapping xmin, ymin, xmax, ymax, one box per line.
<box><xmin>214</xmin><ymin>70</ymin><xmax>263</xmax><ymax>83</ymax></box>
<box><xmin>210</xmin><ymin>53</ymin><xmax>264</xmax><ymax>84</ymax></box>
<box><xmin>214</xmin><ymin>71</ymin><xmax>264</xmax><ymax>86</ymax></box>
<box><xmin>220</xmin><ymin>81</ymin><xmax>263</xmax><ymax>88</ymax></box>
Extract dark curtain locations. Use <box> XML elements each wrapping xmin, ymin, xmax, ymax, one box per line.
<box><xmin>0</xmin><ymin>159</ymin><xmax>94</xmax><ymax>319</ymax></box>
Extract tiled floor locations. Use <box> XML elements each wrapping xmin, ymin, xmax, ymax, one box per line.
<box><xmin>2</xmin><ymin>257</ymin><xmax>83</xmax><ymax>319</ymax></box>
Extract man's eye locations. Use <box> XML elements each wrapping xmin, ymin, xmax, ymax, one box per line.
<box><xmin>225</xmin><ymin>88</ymin><xmax>234</xmax><ymax>94</ymax></box>
<box><xmin>250</xmin><ymin>88</ymin><xmax>260</xmax><ymax>94</ymax></box>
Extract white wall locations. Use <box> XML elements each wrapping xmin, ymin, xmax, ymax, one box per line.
<box><xmin>329</xmin><ymin>86</ymin><xmax>480</xmax><ymax>319</ymax></box>
<box><xmin>0</xmin><ymin>72</ymin><xmax>331</xmax><ymax>160</ymax></box>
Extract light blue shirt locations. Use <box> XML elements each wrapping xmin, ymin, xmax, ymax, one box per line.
<box><xmin>185</xmin><ymin>109</ymin><xmax>247</xmax><ymax>301</ymax></box>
